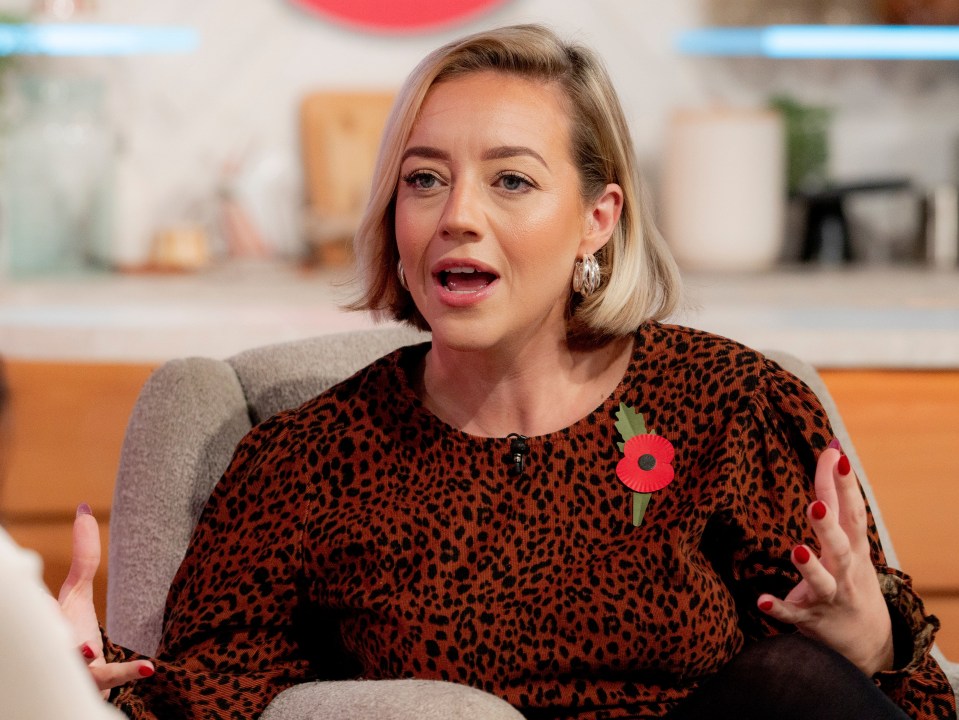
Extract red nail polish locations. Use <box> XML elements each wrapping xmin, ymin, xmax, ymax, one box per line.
<box><xmin>793</xmin><ymin>545</ymin><xmax>811</xmax><ymax>564</ymax></box>
<box><xmin>759</xmin><ymin>600</ymin><xmax>774</xmax><ymax>612</ymax></box>
<box><xmin>80</xmin><ymin>644</ymin><xmax>95</xmax><ymax>660</ymax></box>
<box><xmin>828</xmin><ymin>438</ymin><xmax>842</xmax><ymax>451</ymax></box>
<box><xmin>811</xmin><ymin>501</ymin><xmax>827</xmax><ymax>520</ymax></box>
<box><xmin>138</xmin><ymin>665</ymin><xmax>155</xmax><ymax>678</ymax></box>
<box><xmin>837</xmin><ymin>455</ymin><xmax>851</xmax><ymax>476</ymax></box>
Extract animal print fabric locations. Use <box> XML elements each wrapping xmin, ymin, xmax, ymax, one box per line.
<box><xmin>110</xmin><ymin>323</ymin><xmax>956</xmax><ymax>719</ymax></box>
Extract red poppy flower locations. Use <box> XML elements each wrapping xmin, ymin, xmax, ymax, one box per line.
<box><xmin>616</xmin><ymin>434</ymin><xmax>675</xmax><ymax>493</ymax></box>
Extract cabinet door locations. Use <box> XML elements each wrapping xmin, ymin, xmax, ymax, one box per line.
<box><xmin>1</xmin><ymin>361</ymin><xmax>155</xmax><ymax>615</ymax></box>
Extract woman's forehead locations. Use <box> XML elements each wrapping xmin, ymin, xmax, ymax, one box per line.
<box><xmin>406</xmin><ymin>71</ymin><xmax>572</xmax><ymax>152</ymax></box>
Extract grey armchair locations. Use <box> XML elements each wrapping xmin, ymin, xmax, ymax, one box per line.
<box><xmin>107</xmin><ymin>327</ymin><xmax>958</xmax><ymax>717</ymax></box>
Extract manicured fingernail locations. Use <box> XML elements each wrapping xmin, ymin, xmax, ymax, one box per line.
<box><xmin>759</xmin><ymin>600</ymin><xmax>774</xmax><ymax>612</ymax></box>
<box><xmin>80</xmin><ymin>643</ymin><xmax>95</xmax><ymax>660</ymax></box>
<box><xmin>793</xmin><ymin>545</ymin><xmax>811</xmax><ymax>564</ymax></box>
<box><xmin>138</xmin><ymin>665</ymin><xmax>155</xmax><ymax>678</ymax></box>
<box><xmin>76</xmin><ymin>503</ymin><xmax>92</xmax><ymax>517</ymax></box>
<box><xmin>837</xmin><ymin>455</ymin><xmax>851</xmax><ymax>476</ymax></box>
<box><xmin>828</xmin><ymin>438</ymin><xmax>842</xmax><ymax>451</ymax></box>
<box><xmin>811</xmin><ymin>500</ymin><xmax>827</xmax><ymax>520</ymax></box>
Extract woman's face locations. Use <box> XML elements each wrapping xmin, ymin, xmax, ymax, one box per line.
<box><xmin>394</xmin><ymin>71</ymin><xmax>610</xmax><ymax>355</ymax></box>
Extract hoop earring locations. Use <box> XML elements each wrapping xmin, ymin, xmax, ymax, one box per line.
<box><xmin>572</xmin><ymin>253</ymin><xmax>600</xmax><ymax>298</ymax></box>
<box><xmin>397</xmin><ymin>259</ymin><xmax>408</xmax><ymax>291</ymax></box>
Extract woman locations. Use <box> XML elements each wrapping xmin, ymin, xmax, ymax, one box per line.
<box><xmin>69</xmin><ymin>24</ymin><xmax>953</xmax><ymax>719</ymax></box>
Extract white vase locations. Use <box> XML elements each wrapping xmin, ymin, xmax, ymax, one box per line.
<box><xmin>661</xmin><ymin>107</ymin><xmax>786</xmax><ymax>272</ymax></box>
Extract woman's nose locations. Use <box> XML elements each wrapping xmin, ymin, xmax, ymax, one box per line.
<box><xmin>439</xmin><ymin>182</ymin><xmax>483</xmax><ymax>240</ymax></box>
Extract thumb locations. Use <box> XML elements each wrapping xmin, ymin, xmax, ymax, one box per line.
<box><xmin>59</xmin><ymin>503</ymin><xmax>101</xmax><ymax>602</ymax></box>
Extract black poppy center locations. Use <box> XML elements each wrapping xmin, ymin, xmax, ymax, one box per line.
<box><xmin>638</xmin><ymin>453</ymin><xmax>657</xmax><ymax>471</ymax></box>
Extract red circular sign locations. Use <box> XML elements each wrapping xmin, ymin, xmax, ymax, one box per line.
<box><xmin>289</xmin><ymin>0</ymin><xmax>510</xmax><ymax>34</ymax></box>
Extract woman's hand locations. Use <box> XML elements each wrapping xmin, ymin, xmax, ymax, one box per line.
<box><xmin>58</xmin><ymin>504</ymin><xmax>154</xmax><ymax>698</ymax></box>
<box><xmin>757</xmin><ymin>445</ymin><xmax>895</xmax><ymax>676</ymax></box>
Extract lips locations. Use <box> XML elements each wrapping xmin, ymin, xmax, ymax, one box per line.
<box><xmin>438</xmin><ymin>266</ymin><xmax>497</xmax><ymax>292</ymax></box>
<box><xmin>430</xmin><ymin>261</ymin><xmax>499</xmax><ymax>306</ymax></box>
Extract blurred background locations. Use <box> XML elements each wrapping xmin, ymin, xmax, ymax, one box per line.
<box><xmin>0</xmin><ymin>0</ymin><xmax>957</xmax><ymax>658</ymax></box>
<box><xmin>0</xmin><ymin>0</ymin><xmax>956</xmax><ymax>274</ymax></box>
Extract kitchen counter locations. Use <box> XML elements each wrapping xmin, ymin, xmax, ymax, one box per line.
<box><xmin>1</xmin><ymin>262</ymin><xmax>957</xmax><ymax>367</ymax></box>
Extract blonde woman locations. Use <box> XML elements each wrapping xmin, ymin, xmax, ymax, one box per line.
<box><xmin>64</xmin><ymin>25</ymin><xmax>952</xmax><ymax>719</ymax></box>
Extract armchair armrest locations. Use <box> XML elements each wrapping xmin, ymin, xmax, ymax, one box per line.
<box><xmin>261</xmin><ymin>679</ymin><xmax>525</xmax><ymax>720</ymax></box>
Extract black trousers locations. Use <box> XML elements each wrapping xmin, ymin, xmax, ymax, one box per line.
<box><xmin>668</xmin><ymin>634</ymin><xmax>908</xmax><ymax>720</ymax></box>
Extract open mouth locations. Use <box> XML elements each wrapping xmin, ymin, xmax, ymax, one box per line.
<box><xmin>437</xmin><ymin>266</ymin><xmax>498</xmax><ymax>293</ymax></box>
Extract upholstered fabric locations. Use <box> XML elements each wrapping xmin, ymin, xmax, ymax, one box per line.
<box><xmin>261</xmin><ymin>679</ymin><xmax>524</xmax><ymax>720</ymax></box>
<box><xmin>107</xmin><ymin>328</ymin><xmax>957</xmax><ymax>715</ymax></box>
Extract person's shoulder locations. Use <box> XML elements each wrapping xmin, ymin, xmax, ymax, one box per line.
<box><xmin>642</xmin><ymin>322</ymin><xmax>769</xmax><ymax>380</ymax></box>
<box><xmin>641</xmin><ymin>322</ymin><xmax>822</xmax><ymax>410</ymax></box>
<box><xmin>254</xmin><ymin>341</ymin><xmax>425</xmax><ymax>439</ymax></box>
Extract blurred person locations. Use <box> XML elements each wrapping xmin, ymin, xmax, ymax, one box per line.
<box><xmin>0</xmin><ymin>359</ymin><xmax>149</xmax><ymax>718</ymax></box>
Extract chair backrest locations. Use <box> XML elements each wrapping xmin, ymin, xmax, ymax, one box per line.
<box><xmin>107</xmin><ymin>326</ymin><xmax>426</xmax><ymax>655</ymax></box>
<box><xmin>107</xmin><ymin>330</ymin><xmax>896</xmax><ymax>656</ymax></box>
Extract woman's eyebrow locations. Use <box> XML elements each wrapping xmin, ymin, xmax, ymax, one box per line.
<box><xmin>400</xmin><ymin>145</ymin><xmax>549</xmax><ymax>169</ymax></box>
<box><xmin>483</xmin><ymin>145</ymin><xmax>549</xmax><ymax>169</ymax></box>
<box><xmin>401</xmin><ymin>146</ymin><xmax>450</xmax><ymax>163</ymax></box>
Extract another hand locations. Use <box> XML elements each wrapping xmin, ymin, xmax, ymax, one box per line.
<box><xmin>58</xmin><ymin>504</ymin><xmax>154</xmax><ymax>698</ymax></box>
<box><xmin>756</xmin><ymin>445</ymin><xmax>894</xmax><ymax>676</ymax></box>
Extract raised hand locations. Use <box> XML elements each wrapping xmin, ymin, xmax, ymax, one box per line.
<box><xmin>756</xmin><ymin>444</ymin><xmax>894</xmax><ymax>676</ymax></box>
<box><xmin>58</xmin><ymin>504</ymin><xmax>154</xmax><ymax>697</ymax></box>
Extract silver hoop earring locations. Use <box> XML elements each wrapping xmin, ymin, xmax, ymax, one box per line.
<box><xmin>572</xmin><ymin>253</ymin><xmax>600</xmax><ymax>298</ymax></box>
<box><xmin>397</xmin><ymin>259</ymin><xmax>408</xmax><ymax>291</ymax></box>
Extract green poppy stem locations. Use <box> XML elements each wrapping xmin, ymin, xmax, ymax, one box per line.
<box><xmin>632</xmin><ymin>491</ymin><xmax>652</xmax><ymax>527</ymax></box>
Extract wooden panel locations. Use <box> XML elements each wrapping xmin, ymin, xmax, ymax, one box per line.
<box><xmin>924</xmin><ymin>595</ymin><xmax>959</xmax><ymax>660</ymax></box>
<box><xmin>2</xmin><ymin>361</ymin><xmax>156</xmax><ymax>518</ymax></box>
<box><xmin>821</xmin><ymin>370</ymin><xmax>959</xmax><ymax>657</ymax></box>
<box><xmin>1</xmin><ymin>361</ymin><xmax>152</xmax><ymax>619</ymax></box>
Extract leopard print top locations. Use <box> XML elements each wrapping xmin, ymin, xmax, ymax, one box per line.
<box><xmin>112</xmin><ymin>323</ymin><xmax>956</xmax><ymax>719</ymax></box>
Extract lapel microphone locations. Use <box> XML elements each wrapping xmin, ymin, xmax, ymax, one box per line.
<box><xmin>507</xmin><ymin>433</ymin><xmax>529</xmax><ymax>474</ymax></box>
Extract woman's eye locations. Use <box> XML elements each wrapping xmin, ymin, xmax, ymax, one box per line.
<box><xmin>496</xmin><ymin>173</ymin><xmax>533</xmax><ymax>192</ymax></box>
<box><xmin>402</xmin><ymin>171</ymin><xmax>440</xmax><ymax>190</ymax></box>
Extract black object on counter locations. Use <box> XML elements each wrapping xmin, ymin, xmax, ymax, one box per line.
<box><xmin>796</xmin><ymin>179</ymin><xmax>912</xmax><ymax>263</ymax></box>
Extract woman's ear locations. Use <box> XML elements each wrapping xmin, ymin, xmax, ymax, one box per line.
<box><xmin>580</xmin><ymin>183</ymin><xmax>623</xmax><ymax>256</ymax></box>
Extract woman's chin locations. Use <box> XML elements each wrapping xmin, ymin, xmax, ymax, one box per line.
<box><xmin>428</xmin><ymin>321</ymin><xmax>500</xmax><ymax>354</ymax></box>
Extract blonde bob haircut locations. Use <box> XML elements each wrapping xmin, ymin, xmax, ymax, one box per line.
<box><xmin>351</xmin><ymin>23</ymin><xmax>682</xmax><ymax>343</ymax></box>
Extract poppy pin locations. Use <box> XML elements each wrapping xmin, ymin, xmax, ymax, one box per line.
<box><xmin>614</xmin><ymin>403</ymin><xmax>676</xmax><ymax>527</ymax></box>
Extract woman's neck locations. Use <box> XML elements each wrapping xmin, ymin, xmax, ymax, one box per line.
<box><xmin>419</xmin><ymin>334</ymin><xmax>634</xmax><ymax>438</ymax></box>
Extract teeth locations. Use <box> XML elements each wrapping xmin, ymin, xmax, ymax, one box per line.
<box><xmin>446</xmin><ymin>267</ymin><xmax>476</xmax><ymax>274</ymax></box>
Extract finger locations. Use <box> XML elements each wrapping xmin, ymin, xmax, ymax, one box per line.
<box><xmin>59</xmin><ymin>504</ymin><xmax>101</xmax><ymax>601</ymax></box>
<box><xmin>832</xmin><ymin>453</ymin><xmax>870</xmax><ymax>554</ymax></box>
<box><xmin>790</xmin><ymin>544</ymin><xmax>838</xmax><ymax>602</ymax></box>
<box><xmin>813</xmin><ymin>446</ymin><xmax>842</xmax><ymax>514</ymax></box>
<box><xmin>807</xmin><ymin>499</ymin><xmax>855</xmax><ymax>575</ymax></box>
<box><xmin>90</xmin><ymin>661</ymin><xmax>155</xmax><ymax>693</ymax></box>
<box><xmin>80</xmin><ymin>642</ymin><xmax>101</xmax><ymax>663</ymax></box>
<box><xmin>757</xmin><ymin>592</ymin><xmax>811</xmax><ymax>626</ymax></box>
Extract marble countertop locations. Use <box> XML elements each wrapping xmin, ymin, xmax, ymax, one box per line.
<box><xmin>1</xmin><ymin>262</ymin><xmax>957</xmax><ymax>368</ymax></box>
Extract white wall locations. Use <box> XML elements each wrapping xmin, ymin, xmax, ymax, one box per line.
<box><xmin>2</xmin><ymin>0</ymin><xmax>957</xmax><ymax>264</ymax></box>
